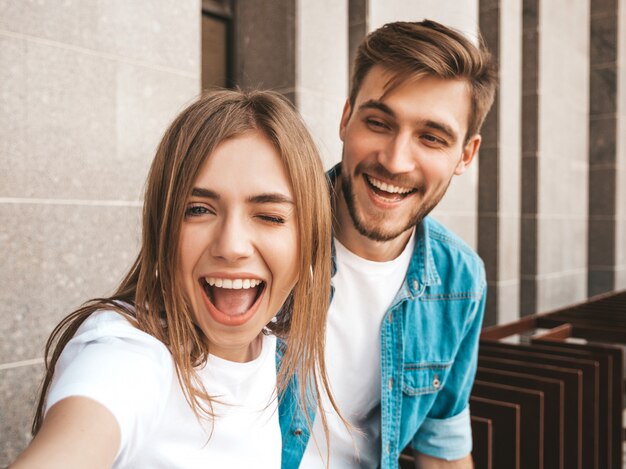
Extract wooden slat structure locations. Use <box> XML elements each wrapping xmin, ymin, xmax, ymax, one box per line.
<box><xmin>399</xmin><ymin>289</ymin><xmax>625</xmax><ymax>468</ymax></box>
<box><xmin>474</xmin><ymin>289</ymin><xmax>626</xmax><ymax>469</ymax></box>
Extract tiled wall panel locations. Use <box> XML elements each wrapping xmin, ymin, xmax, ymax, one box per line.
<box><xmin>522</xmin><ymin>0</ymin><xmax>590</xmax><ymax>314</ymax></box>
<box><xmin>0</xmin><ymin>1</ymin><xmax>200</xmax><ymax>463</ymax></box>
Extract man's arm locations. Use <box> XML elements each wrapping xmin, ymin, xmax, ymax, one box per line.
<box><xmin>413</xmin><ymin>451</ymin><xmax>474</xmax><ymax>468</ymax></box>
<box><xmin>411</xmin><ymin>282</ymin><xmax>487</xmax><ymax>461</ymax></box>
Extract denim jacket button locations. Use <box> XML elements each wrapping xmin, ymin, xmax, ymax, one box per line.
<box><xmin>433</xmin><ymin>375</ymin><xmax>441</xmax><ymax>389</ymax></box>
<box><xmin>294</xmin><ymin>428</ymin><xmax>303</xmax><ymax>436</ymax></box>
<box><xmin>413</xmin><ymin>279</ymin><xmax>419</xmax><ymax>290</ymax></box>
<box><xmin>388</xmin><ymin>377</ymin><xmax>393</xmax><ymax>390</ymax></box>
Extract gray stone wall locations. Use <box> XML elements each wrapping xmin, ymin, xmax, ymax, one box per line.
<box><xmin>3</xmin><ymin>0</ymin><xmax>626</xmax><ymax>464</ymax></box>
<box><xmin>0</xmin><ymin>1</ymin><xmax>200</xmax><ymax>463</ymax></box>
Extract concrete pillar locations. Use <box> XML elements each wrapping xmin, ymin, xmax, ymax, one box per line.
<box><xmin>296</xmin><ymin>0</ymin><xmax>348</xmax><ymax>168</ymax></box>
<box><xmin>521</xmin><ymin>0</ymin><xmax>590</xmax><ymax>315</ymax></box>
<box><xmin>588</xmin><ymin>0</ymin><xmax>619</xmax><ymax>296</ymax></box>
<box><xmin>348</xmin><ymin>0</ymin><xmax>368</xmax><ymax>76</ymax></box>
<box><xmin>368</xmin><ymin>0</ymin><xmax>479</xmax><ymax>34</ymax></box>
<box><xmin>478</xmin><ymin>0</ymin><xmax>523</xmax><ymax>326</ymax></box>
<box><xmin>234</xmin><ymin>0</ymin><xmax>296</xmax><ymax>100</ymax></box>
<box><xmin>618</xmin><ymin>0</ymin><xmax>626</xmax><ymax>290</ymax></box>
<box><xmin>234</xmin><ymin>0</ymin><xmax>348</xmax><ymax>168</ymax></box>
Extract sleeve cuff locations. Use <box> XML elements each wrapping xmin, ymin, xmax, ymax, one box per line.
<box><xmin>411</xmin><ymin>406</ymin><xmax>472</xmax><ymax>460</ymax></box>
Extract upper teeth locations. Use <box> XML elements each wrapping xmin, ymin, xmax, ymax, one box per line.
<box><xmin>367</xmin><ymin>175</ymin><xmax>413</xmax><ymax>194</ymax></box>
<box><xmin>205</xmin><ymin>277</ymin><xmax>262</xmax><ymax>289</ymax></box>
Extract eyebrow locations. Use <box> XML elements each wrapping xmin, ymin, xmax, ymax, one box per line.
<box><xmin>359</xmin><ymin>100</ymin><xmax>396</xmax><ymax>117</ymax></box>
<box><xmin>191</xmin><ymin>187</ymin><xmax>219</xmax><ymax>199</ymax></box>
<box><xmin>191</xmin><ymin>187</ymin><xmax>294</xmax><ymax>205</ymax></box>
<box><xmin>247</xmin><ymin>193</ymin><xmax>294</xmax><ymax>205</ymax></box>
<box><xmin>358</xmin><ymin>99</ymin><xmax>459</xmax><ymax>144</ymax></box>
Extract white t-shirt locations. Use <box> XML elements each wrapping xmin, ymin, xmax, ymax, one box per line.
<box><xmin>300</xmin><ymin>232</ymin><xmax>415</xmax><ymax>468</ymax></box>
<box><xmin>46</xmin><ymin>310</ymin><xmax>281</xmax><ymax>468</ymax></box>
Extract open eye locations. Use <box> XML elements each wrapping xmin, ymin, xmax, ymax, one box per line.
<box><xmin>184</xmin><ymin>204</ymin><xmax>214</xmax><ymax>218</ymax></box>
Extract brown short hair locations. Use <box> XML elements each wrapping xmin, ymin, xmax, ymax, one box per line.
<box><xmin>350</xmin><ymin>19</ymin><xmax>497</xmax><ymax>140</ymax></box>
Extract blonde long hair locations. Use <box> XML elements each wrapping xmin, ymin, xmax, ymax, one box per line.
<box><xmin>33</xmin><ymin>89</ymin><xmax>337</xmax><ymax>446</ymax></box>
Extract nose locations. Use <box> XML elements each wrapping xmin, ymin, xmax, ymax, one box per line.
<box><xmin>377</xmin><ymin>131</ymin><xmax>417</xmax><ymax>174</ymax></box>
<box><xmin>210</xmin><ymin>214</ymin><xmax>254</xmax><ymax>262</ymax></box>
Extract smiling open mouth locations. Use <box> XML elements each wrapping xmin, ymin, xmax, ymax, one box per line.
<box><xmin>365</xmin><ymin>174</ymin><xmax>417</xmax><ymax>201</ymax></box>
<box><xmin>201</xmin><ymin>277</ymin><xmax>266</xmax><ymax>318</ymax></box>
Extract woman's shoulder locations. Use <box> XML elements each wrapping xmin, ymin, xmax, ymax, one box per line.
<box><xmin>52</xmin><ymin>307</ymin><xmax>175</xmax><ymax>400</ymax></box>
<box><xmin>71</xmin><ymin>308</ymin><xmax>171</xmax><ymax>363</ymax></box>
<box><xmin>47</xmin><ymin>308</ymin><xmax>176</xmax><ymax>442</ymax></box>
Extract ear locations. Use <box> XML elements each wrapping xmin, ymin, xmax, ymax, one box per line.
<box><xmin>454</xmin><ymin>134</ymin><xmax>481</xmax><ymax>175</ymax></box>
<box><xmin>339</xmin><ymin>99</ymin><xmax>352</xmax><ymax>142</ymax></box>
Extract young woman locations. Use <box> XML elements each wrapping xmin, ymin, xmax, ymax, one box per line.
<box><xmin>11</xmin><ymin>90</ymin><xmax>336</xmax><ymax>468</ymax></box>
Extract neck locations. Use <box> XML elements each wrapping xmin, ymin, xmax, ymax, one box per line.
<box><xmin>333</xmin><ymin>184</ymin><xmax>414</xmax><ymax>262</ymax></box>
<box><xmin>211</xmin><ymin>334</ymin><xmax>263</xmax><ymax>363</ymax></box>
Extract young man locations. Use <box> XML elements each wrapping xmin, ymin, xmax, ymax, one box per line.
<box><xmin>280</xmin><ymin>20</ymin><xmax>497</xmax><ymax>468</ymax></box>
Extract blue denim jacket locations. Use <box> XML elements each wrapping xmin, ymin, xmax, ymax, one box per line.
<box><xmin>278</xmin><ymin>166</ymin><xmax>487</xmax><ymax>468</ymax></box>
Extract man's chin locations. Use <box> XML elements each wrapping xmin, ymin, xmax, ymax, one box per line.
<box><xmin>351</xmin><ymin>213</ymin><xmax>418</xmax><ymax>243</ymax></box>
<box><xmin>342</xmin><ymin>172</ymin><xmax>428</xmax><ymax>242</ymax></box>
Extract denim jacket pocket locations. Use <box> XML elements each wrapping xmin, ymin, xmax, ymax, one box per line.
<box><xmin>402</xmin><ymin>363</ymin><xmax>451</xmax><ymax>396</ymax></box>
